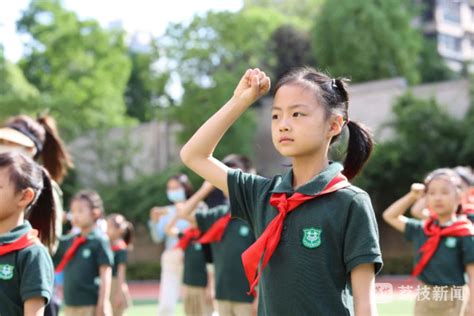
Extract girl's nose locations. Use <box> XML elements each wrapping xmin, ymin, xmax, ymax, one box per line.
<box><xmin>279</xmin><ymin>118</ymin><xmax>291</xmax><ymax>132</ymax></box>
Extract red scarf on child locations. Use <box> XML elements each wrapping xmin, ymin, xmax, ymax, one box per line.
<box><xmin>175</xmin><ymin>227</ymin><xmax>201</xmax><ymax>250</ymax></box>
<box><xmin>411</xmin><ymin>217</ymin><xmax>474</xmax><ymax>277</ymax></box>
<box><xmin>112</xmin><ymin>240</ymin><xmax>128</xmax><ymax>252</ymax></box>
<box><xmin>0</xmin><ymin>229</ymin><xmax>40</xmax><ymax>256</ymax></box>
<box><xmin>55</xmin><ymin>235</ymin><xmax>88</xmax><ymax>272</ymax></box>
<box><xmin>198</xmin><ymin>213</ymin><xmax>231</xmax><ymax>244</ymax></box>
<box><xmin>241</xmin><ymin>173</ymin><xmax>350</xmax><ymax>296</ymax></box>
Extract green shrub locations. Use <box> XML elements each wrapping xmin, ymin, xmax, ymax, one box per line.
<box><xmin>127</xmin><ymin>261</ymin><xmax>161</xmax><ymax>281</ymax></box>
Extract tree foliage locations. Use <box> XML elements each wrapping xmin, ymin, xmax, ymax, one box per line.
<box><xmin>312</xmin><ymin>0</ymin><xmax>421</xmax><ymax>83</ymax></box>
<box><xmin>163</xmin><ymin>8</ymin><xmax>286</xmax><ymax>157</ymax></box>
<box><xmin>356</xmin><ymin>93</ymin><xmax>471</xmax><ymax>214</ymax></box>
<box><xmin>16</xmin><ymin>0</ymin><xmax>133</xmax><ymax>139</ymax></box>
<box><xmin>125</xmin><ymin>40</ymin><xmax>171</xmax><ymax>122</ymax></box>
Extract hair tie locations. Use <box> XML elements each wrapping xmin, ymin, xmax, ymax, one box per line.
<box><xmin>331</xmin><ymin>78</ymin><xmax>337</xmax><ymax>88</ymax></box>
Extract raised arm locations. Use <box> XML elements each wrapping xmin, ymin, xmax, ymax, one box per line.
<box><xmin>410</xmin><ymin>196</ymin><xmax>430</xmax><ymax>219</ymax></box>
<box><xmin>382</xmin><ymin>183</ymin><xmax>425</xmax><ymax>232</ymax></box>
<box><xmin>180</xmin><ymin>68</ymin><xmax>270</xmax><ymax>195</ymax></box>
<box><xmin>177</xmin><ymin>181</ymin><xmax>215</xmax><ymax>219</ymax></box>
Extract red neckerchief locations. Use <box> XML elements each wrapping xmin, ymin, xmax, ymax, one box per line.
<box><xmin>175</xmin><ymin>227</ymin><xmax>202</xmax><ymax>250</ymax></box>
<box><xmin>55</xmin><ymin>235</ymin><xmax>88</xmax><ymax>272</ymax></box>
<box><xmin>112</xmin><ymin>240</ymin><xmax>128</xmax><ymax>252</ymax></box>
<box><xmin>198</xmin><ymin>213</ymin><xmax>231</xmax><ymax>244</ymax></box>
<box><xmin>0</xmin><ymin>229</ymin><xmax>40</xmax><ymax>256</ymax></box>
<box><xmin>242</xmin><ymin>173</ymin><xmax>350</xmax><ymax>296</ymax></box>
<box><xmin>411</xmin><ymin>217</ymin><xmax>474</xmax><ymax>277</ymax></box>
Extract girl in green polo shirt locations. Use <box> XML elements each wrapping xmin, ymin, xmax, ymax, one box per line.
<box><xmin>383</xmin><ymin>168</ymin><xmax>474</xmax><ymax>315</ymax></box>
<box><xmin>106</xmin><ymin>213</ymin><xmax>134</xmax><ymax>316</ymax></box>
<box><xmin>0</xmin><ymin>152</ymin><xmax>56</xmax><ymax>316</ymax></box>
<box><xmin>54</xmin><ymin>190</ymin><xmax>114</xmax><ymax>316</ymax></box>
<box><xmin>180</xmin><ymin>67</ymin><xmax>383</xmax><ymax>315</ymax></box>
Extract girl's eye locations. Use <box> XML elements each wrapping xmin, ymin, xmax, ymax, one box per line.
<box><xmin>293</xmin><ymin>112</ymin><xmax>304</xmax><ymax>117</ymax></box>
<box><xmin>272</xmin><ymin>114</ymin><xmax>279</xmax><ymax>120</ymax></box>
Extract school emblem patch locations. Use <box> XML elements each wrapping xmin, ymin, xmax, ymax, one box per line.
<box><xmin>302</xmin><ymin>228</ymin><xmax>322</xmax><ymax>249</ymax></box>
<box><xmin>82</xmin><ymin>248</ymin><xmax>91</xmax><ymax>258</ymax></box>
<box><xmin>194</xmin><ymin>243</ymin><xmax>202</xmax><ymax>251</ymax></box>
<box><xmin>0</xmin><ymin>264</ymin><xmax>14</xmax><ymax>280</ymax></box>
<box><xmin>445</xmin><ymin>237</ymin><xmax>457</xmax><ymax>248</ymax></box>
<box><xmin>239</xmin><ymin>226</ymin><xmax>250</xmax><ymax>237</ymax></box>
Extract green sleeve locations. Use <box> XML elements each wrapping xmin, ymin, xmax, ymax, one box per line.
<box><xmin>404</xmin><ymin>218</ymin><xmax>423</xmax><ymax>242</ymax></box>
<box><xmin>96</xmin><ymin>237</ymin><xmax>114</xmax><ymax>267</ymax></box>
<box><xmin>19</xmin><ymin>246</ymin><xmax>54</xmax><ymax>304</ymax></box>
<box><xmin>195</xmin><ymin>211</ymin><xmax>213</xmax><ymax>232</ymax></box>
<box><xmin>115</xmin><ymin>249</ymin><xmax>128</xmax><ymax>265</ymax></box>
<box><xmin>52</xmin><ymin>237</ymin><xmax>69</xmax><ymax>267</ymax></box>
<box><xmin>343</xmin><ymin>192</ymin><xmax>383</xmax><ymax>275</ymax></box>
<box><xmin>196</xmin><ymin>205</ymin><xmax>227</xmax><ymax>232</ymax></box>
<box><xmin>461</xmin><ymin>236</ymin><xmax>474</xmax><ymax>265</ymax></box>
<box><xmin>227</xmin><ymin>169</ymin><xmax>271</xmax><ymax>229</ymax></box>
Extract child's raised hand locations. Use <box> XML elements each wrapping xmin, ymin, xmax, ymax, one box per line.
<box><xmin>410</xmin><ymin>183</ymin><xmax>425</xmax><ymax>199</ymax></box>
<box><xmin>200</xmin><ymin>180</ymin><xmax>215</xmax><ymax>193</ymax></box>
<box><xmin>149</xmin><ymin>206</ymin><xmax>168</xmax><ymax>222</ymax></box>
<box><xmin>233</xmin><ymin>68</ymin><xmax>271</xmax><ymax>106</ymax></box>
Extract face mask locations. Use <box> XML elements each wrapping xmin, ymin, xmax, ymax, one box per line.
<box><xmin>167</xmin><ymin>189</ymin><xmax>186</xmax><ymax>203</ymax></box>
<box><xmin>0</xmin><ymin>144</ymin><xmax>34</xmax><ymax>157</ymax></box>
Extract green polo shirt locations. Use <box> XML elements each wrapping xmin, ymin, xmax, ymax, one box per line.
<box><xmin>182</xmin><ymin>237</ymin><xmax>208</xmax><ymax>287</ymax></box>
<box><xmin>112</xmin><ymin>249</ymin><xmax>127</xmax><ymax>277</ymax></box>
<box><xmin>196</xmin><ymin>204</ymin><xmax>255</xmax><ymax>303</ymax></box>
<box><xmin>0</xmin><ymin>221</ymin><xmax>54</xmax><ymax>316</ymax></box>
<box><xmin>54</xmin><ymin>229</ymin><xmax>113</xmax><ymax>306</ymax></box>
<box><xmin>228</xmin><ymin>162</ymin><xmax>383</xmax><ymax>316</ymax></box>
<box><xmin>404</xmin><ymin>218</ymin><xmax>474</xmax><ymax>285</ymax></box>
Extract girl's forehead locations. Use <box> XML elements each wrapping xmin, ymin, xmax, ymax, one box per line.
<box><xmin>427</xmin><ymin>177</ymin><xmax>457</xmax><ymax>189</ymax></box>
<box><xmin>273</xmin><ymin>84</ymin><xmax>320</xmax><ymax>108</ymax></box>
<box><xmin>71</xmin><ymin>198</ymin><xmax>91</xmax><ymax>209</ymax></box>
<box><xmin>167</xmin><ymin>179</ymin><xmax>182</xmax><ymax>188</ymax></box>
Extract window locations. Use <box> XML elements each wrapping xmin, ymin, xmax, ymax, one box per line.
<box><xmin>438</xmin><ymin>33</ymin><xmax>462</xmax><ymax>52</ymax></box>
<box><xmin>440</xmin><ymin>0</ymin><xmax>461</xmax><ymax>23</ymax></box>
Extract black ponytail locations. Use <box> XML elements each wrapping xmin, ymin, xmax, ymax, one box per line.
<box><xmin>123</xmin><ymin>221</ymin><xmax>134</xmax><ymax>249</ymax></box>
<box><xmin>27</xmin><ymin>168</ymin><xmax>56</xmax><ymax>250</ymax></box>
<box><xmin>343</xmin><ymin>121</ymin><xmax>374</xmax><ymax>180</ymax></box>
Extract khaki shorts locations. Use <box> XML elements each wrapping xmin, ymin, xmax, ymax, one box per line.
<box><xmin>216</xmin><ymin>300</ymin><xmax>253</xmax><ymax>316</ymax></box>
<box><xmin>63</xmin><ymin>305</ymin><xmax>95</xmax><ymax>316</ymax></box>
<box><xmin>183</xmin><ymin>285</ymin><xmax>213</xmax><ymax>316</ymax></box>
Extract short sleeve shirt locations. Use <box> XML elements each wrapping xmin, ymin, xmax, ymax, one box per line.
<box><xmin>54</xmin><ymin>229</ymin><xmax>114</xmax><ymax>306</ymax></box>
<box><xmin>112</xmin><ymin>249</ymin><xmax>128</xmax><ymax>277</ymax></box>
<box><xmin>227</xmin><ymin>162</ymin><xmax>383</xmax><ymax>316</ymax></box>
<box><xmin>196</xmin><ymin>204</ymin><xmax>255</xmax><ymax>303</ymax></box>
<box><xmin>404</xmin><ymin>218</ymin><xmax>474</xmax><ymax>285</ymax></box>
<box><xmin>0</xmin><ymin>221</ymin><xmax>54</xmax><ymax>316</ymax></box>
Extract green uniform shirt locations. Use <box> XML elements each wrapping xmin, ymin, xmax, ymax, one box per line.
<box><xmin>54</xmin><ymin>229</ymin><xmax>113</xmax><ymax>306</ymax></box>
<box><xmin>112</xmin><ymin>249</ymin><xmax>127</xmax><ymax>277</ymax></box>
<box><xmin>0</xmin><ymin>221</ymin><xmax>54</xmax><ymax>316</ymax></box>
<box><xmin>182</xmin><ymin>236</ymin><xmax>208</xmax><ymax>287</ymax></box>
<box><xmin>404</xmin><ymin>218</ymin><xmax>474</xmax><ymax>285</ymax></box>
<box><xmin>227</xmin><ymin>162</ymin><xmax>383</xmax><ymax>316</ymax></box>
<box><xmin>196</xmin><ymin>203</ymin><xmax>255</xmax><ymax>303</ymax></box>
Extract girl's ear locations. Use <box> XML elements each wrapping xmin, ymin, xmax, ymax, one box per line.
<box><xmin>18</xmin><ymin>188</ymin><xmax>35</xmax><ymax>208</ymax></box>
<box><xmin>92</xmin><ymin>207</ymin><xmax>102</xmax><ymax>220</ymax></box>
<box><xmin>328</xmin><ymin>115</ymin><xmax>344</xmax><ymax>138</ymax></box>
